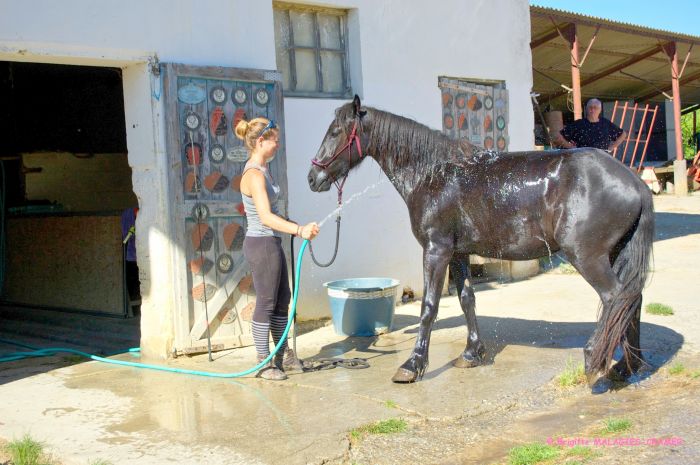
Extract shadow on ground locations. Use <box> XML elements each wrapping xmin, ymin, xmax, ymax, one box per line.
<box><xmin>313</xmin><ymin>315</ymin><xmax>683</xmax><ymax>387</ymax></box>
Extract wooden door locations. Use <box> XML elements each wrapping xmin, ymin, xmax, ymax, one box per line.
<box><xmin>162</xmin><ymin>64</ymin><xmax>289</xmax><ymax>355</ymax></box>
<box><xmin>438</xmin><ymin>76</ymin><xmax>509</xmax><ymax>151</ymax></box>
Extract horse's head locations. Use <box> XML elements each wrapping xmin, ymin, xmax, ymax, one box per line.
<box><xmin>308</xmin><ymin>94</ymin><xmax>367</xmax><ymax>192</ymax></box>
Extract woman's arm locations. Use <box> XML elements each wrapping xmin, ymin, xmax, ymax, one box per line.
<box><xmin>246</xmin><ymin>170</ymin><xmax>319</xmax><ymax>239</ymax></box>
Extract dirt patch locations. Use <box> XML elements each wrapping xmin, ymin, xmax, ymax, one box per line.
<box><xmin>341</xmin><ymin>364</ymin><xmax>700</xmax><ymax>465</ymax></box>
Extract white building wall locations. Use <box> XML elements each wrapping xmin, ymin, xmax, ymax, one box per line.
<box><xmin>286</xmin><ymin>0</ymin><xmax>535</xmax><ymax>318</ymax></box>
<box><xmin>0</xmin><ymin>0</ymin><xmax>533</xmax><ymax>346</ymax></box>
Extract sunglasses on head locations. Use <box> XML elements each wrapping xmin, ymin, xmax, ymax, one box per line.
<box><xmin>258</xmin><ymin>119</ymin><xmax>276</xmax><ymax>138</ymax></box>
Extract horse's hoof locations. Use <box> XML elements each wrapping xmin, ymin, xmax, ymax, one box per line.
<box><xmin>392</xmin><ymin>368</ymin><xmax>417</xmax><ymax>383</ymax></box>
<box><xmin>454</xmin><ymin>353</ymin><xmax>481</xmax><ymax>368</ymax></box>
<box><xmin>590</xmin><ymin>376</ymin><xmax>613</xmax><ymax>395</ymax></box>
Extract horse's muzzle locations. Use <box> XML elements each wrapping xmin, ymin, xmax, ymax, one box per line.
<box><xmin>308</xmin><ymin>168</ymin><xmax>331</xmax><ymax>192</ymax></box>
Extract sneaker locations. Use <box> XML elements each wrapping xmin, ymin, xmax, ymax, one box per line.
<box><xmin>281</xmin><ymin>347</ymin><xmax>306</xmax><ymax>371</ymax></box>
<box><xmin>256</xmin><ymin>356</ymin><xmax>287</xmax><ymax>381</ymax></box>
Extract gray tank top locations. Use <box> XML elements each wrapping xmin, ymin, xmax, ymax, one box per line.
<box><xmin>241</xmin><ymin>162</ymin><xmax>281</xmax><ymax>237</ymax></box>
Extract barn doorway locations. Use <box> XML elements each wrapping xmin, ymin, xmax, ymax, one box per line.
<box><xmin>0</xmin><ymin>61</ymin><xmax>140</xmax><ymax>358</ymax></box>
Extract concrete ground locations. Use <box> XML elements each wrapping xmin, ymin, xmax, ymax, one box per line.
<box><xmin>1</xmin><ymin>193</ymin><xmax>699</xmax><ymax>465</ymax></box>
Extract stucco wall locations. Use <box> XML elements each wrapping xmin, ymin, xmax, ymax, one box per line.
<box><xmin>285</xmin><ymin>0</ymin><xmax>535</xmax><ymax>318</ymax></box>
<box><xmin>0</xmin><ymin>0</ymin><xmax>534</xmax><ymax>349</ymax></box>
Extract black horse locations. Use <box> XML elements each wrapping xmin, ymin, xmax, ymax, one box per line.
<box><xmin>308</xmin><ymin>95</ymin><xmax>654</xmax><ymax>386</ymax></box>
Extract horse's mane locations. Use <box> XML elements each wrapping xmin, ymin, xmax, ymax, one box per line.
<box><xmin>337</xmin><ymin>104</ymin><xmax>496</xmax><ymax>176</ymax></box>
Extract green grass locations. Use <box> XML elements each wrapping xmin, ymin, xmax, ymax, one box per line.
<box><xmin>89</xmin><ymin>460</ymin><xmax>113</xmax><ymax>465</ymax></box>
<box><xmin>690</xmin><ymin>370</ymin><xmax>700</xmax><ymax>379</ymax></box>
<box><xmin>556</xmin><ymin>357</ymin><xmax>586</xmax><ymax>388</ymax></box>
<box><xmin>4</xmin><ymin>434</ymin><xmax>52</xmax><ymax>465</ymax></box>
<box><xmin>602</xmin><ymin>417</ymin><xmax>632</xmax><ymax>434</ymax></box>
<box><xmin>668</xmin><ymin>362</ymin><xmax>685</xmax><ymax>375</ymax></box>
<box><xmin>645</xmin><ymin>303</ymin><xmax>674</xmax><ymax>316</ymax></box>
<box><xmin>557</xmin><ymin>263</ymin><xmax>578</xmax><ymax>274</ymax></box>
<box><xmin>349</xmin><ymin>418</ymin><xmax>407</xmax><ymax>442</ymax></box>
<box><xmin>500</xmin><ymin>443</ymin><xmax>597</xmax><ymax>465</ymax></box>
<box><xmin>383</xmin><ymin>400</ymin><xmax>398</xmax><ymax>409</ymax></box>
<box><xmin>507</xmin><ymin>443</ymin><xmax>559</xmax><ymax>465</ymax></box>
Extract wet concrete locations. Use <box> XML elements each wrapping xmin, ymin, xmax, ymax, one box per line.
<box><xmin>1</xmin><ymin>193</ymin><xmax>699</xmax><ymax>465</ymax></box>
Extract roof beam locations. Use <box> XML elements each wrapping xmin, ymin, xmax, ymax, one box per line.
<box><xmin>530</xmin><ymin>23</ymin><xmax>572</xmax><ymax>49</ymax></box>
<box><xmin>637</xmin><ymin>69</ymin><xmax>700</xmax><ymax>102</ymax></box>
<box><xmin>545</xmin><ymin>44</ymin><xmax>667</xmax><ymax>100</ymax></box>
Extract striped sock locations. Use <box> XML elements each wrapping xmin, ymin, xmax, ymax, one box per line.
<box><xmin>251</xmin><ymin>321</ymin><xmax>271</xmax><ymax>358</ymax></box>
<box><xmin>270</xmin><ymin>315</ymin><xmax>289</xmax><ymax>353</ymax></box>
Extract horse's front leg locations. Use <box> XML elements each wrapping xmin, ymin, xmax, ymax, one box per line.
<box><xmin>392</xmin><ymin>246</ymin><xmax>451</xmax><ymax>383</ymax></box>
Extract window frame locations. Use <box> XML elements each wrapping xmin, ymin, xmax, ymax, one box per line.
<box><xmin>273</xmin><ymin>2</ymin><xmax>352</xmax><ymax>99</ymax></box>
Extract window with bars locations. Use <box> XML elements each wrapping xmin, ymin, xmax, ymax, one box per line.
<box><xmin>273</xmin><ymin>2</ymin><xmax>352</xmax><ymax>98</ymax></box>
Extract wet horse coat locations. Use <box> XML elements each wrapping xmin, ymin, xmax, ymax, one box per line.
<box><xmin>308</xmin><ymin>96</ymin><xmax>654</xmax><ymax>386</ymax></box>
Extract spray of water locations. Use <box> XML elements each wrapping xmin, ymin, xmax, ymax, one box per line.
<box><xmin>317</xmin><ymin>181</ymin><xmax>386</xmax><ymax>228</ymax></box>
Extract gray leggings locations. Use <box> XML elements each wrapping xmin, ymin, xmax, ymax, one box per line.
<box><xmin>242</xmin><ymin>236</ymin><xmax>291</xmax><ymax>324</ymax></box>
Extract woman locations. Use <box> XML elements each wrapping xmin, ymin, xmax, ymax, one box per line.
<box><xmin>235</xmin><ymin>117</ymin><xmax>320</xmax><ymax>380</ymax></box>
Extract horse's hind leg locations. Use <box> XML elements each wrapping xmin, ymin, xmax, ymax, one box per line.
<box><xmin>609</xmin><ymin>300</ymin><xmax>644</xmax><ymax>380</ymax></box>
<box><xmin>392</xmin><ymin>245</ymin><xmax>451</xmax><ymax>383</ymax></box>
<box><xmin>450</xmin><ymin>257</ymin><xmax>486</xmax><ymax>368</ymax></box>
<box><xmin>560</xmin><ymin>250</ymin><xmax>621</xmax><ymax>379</ymax></box>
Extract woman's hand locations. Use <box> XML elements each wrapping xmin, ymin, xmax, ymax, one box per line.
<box><xmin>299</xmin><ymin>222</ymin><xmax>320</xmax><ymax>240</ymax></box>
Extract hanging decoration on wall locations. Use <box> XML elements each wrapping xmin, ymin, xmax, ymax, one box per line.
<box><xmin>458</xmin><ymin>113</ymin><xmax>467</xmax><ymax>130</ymax></box>
<box><xmin>467</xmin><ymin>95</ymin><xmax>482</xmax><ymax>111</ymax></box>
<box><xmin>223</xmin><ymin>222</ymin><xmax>245</xmax><ymax>251</ymax></box>
<box><xmin>497</xmin><ymin>136</ymin><xmax>507</xmax><ymax>151</ymax></box>
<box><xmin>191</xmin><ymin>223</ymin><xmax>214</xmax><ymax>252</ymax></box>
<box><xmin>455</xmin><ymin>93</ymin><xmax>467</xmax><ymax>109</ymax></box>
<box><xmin>496</xmin><ymin>116</ymin><xmax>506</xmax><ymax>131</ymax></box>
<box><xmin>204</xmin><ymin>171</ymin><xmax>230</xmax><ymax>193</ymax></box>
<box><xmin>183</xmin><ymin>111</ymin><xmax>202</xmax><ymax>130</ymax></box>
<box><xmin>227</xmin><ymin>146</ymin><xmax>248</xmax><ymax>163</ymax></box>
<box><xmin>192</xmin><ymin>282</ymin><xmax>217</xmax><ymax>302</ymax></box>
<box><xmin>178</xmin><ymin>82</ymin><xmax>206</xmax><ymax>105</ymax></box>
<box><xmin>442</xmin><ymin>92</ymin><xmax>453</xmax><ymax>107</ymax></box>
<box><xmin>443</xmin><ymin>113</ymin><xmax>454</xmax><ymax>130</ymax></box>
<box><xmin>185</xmin><ymin>142</ymin><xmax>203</xmax><ymax>165</ymax></box>
<box><xmin>216</xmin><ymin>254</ymin><xmax>234</xmax><ymax>274</ymax></box>
<box><xmin>254</xmin><ymin>88</ymin><xmax>270</xmax><ymax>107</ymax></box>
<box><xmin>209</xmin><ymin>144</ymin><xmax>225</xmax><ymax>164</ymax></box>
<box><xmin>185</xmin><ymin>172</ymin><xmax>202</xmax><ymax>194</ymax></box>
<box><xmin>484</xmin><ymin>96</ymin><xmax>493</xmax><ymax>110</ymax></box>
<box><xmin>484</xmin><ymin>114</ymin><xmax>493</xmax><ymax>132</ymax></box>
<box><xmin>191</xmin><ymin>203</ymin><xmax>210</xmax><ymax>223</ymax></box>
<box><xmin>210</xmin><ymin>86</ymin><xmax>227</xmax><ymax>104</ymax></box>
<box><xmin>189</xmin><ymin>257</ymin><xmax>213</xmax><ymax>275</ymax></box>
<box><xmin>209</xmin><ymin>107</ymin><xmax>228</xmax><ymax>137</ymax></box>
<box><xmin>233</xmin><ymin>108</ymin><xmax>247</xmax><ymax>133</ymax></box>
<box><xmin>233</xmin><ymin>87</ymin><xmax>248</xmax><ymax>105</ymax></box>
<box><xmin>484</xmin><ymin>136</ymin><xmax>494</xmax><ymax>150</ymax></box>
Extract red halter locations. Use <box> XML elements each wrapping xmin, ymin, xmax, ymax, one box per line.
<box><xmin>311</xmin><ymin>119</ymin><xmax>363</xmax><ymax>203</ymax></box>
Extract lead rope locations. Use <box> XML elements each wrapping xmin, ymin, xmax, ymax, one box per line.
<box><xmin>308</xmin><ymin>213</ymin><xmax>341</xmax><ymax>267</ymax></box>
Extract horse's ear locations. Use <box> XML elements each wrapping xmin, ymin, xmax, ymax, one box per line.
<box><xmin>353</xmin><ymin>94</ymin><xmax>362</xmax><ymax>115</ymax></box>
<box><xmin>353</xmin><ymin>94</ymin><xmax>366</xmax><ymax>118</ymax></box>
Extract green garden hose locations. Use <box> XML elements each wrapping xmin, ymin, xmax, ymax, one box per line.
<box><xmin>0</xmin><ymin>240</ymin><xmax>310</xmax><ymax>378</ymax></box>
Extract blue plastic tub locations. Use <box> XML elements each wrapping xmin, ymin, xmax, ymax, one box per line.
<box><xmin>324</xmin><ymin>277</ymin><xmax>400</xmax><ymax>337</ymax></box>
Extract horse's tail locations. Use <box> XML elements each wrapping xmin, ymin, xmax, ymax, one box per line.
<box><xmin>589</xmin><ymin>186</ymin><xmax>654</xmax><ymax>374</ymax></box>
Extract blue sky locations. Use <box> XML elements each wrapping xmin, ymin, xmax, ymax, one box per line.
<box><xmin>530</xmin><ymin>1</ymin><xmax>699</xmax><ymax>36</ymax></box>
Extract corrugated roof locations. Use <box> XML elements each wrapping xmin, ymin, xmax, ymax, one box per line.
<box><xmin>531</xmin><ymin>5</ymin><xmax>700</xmax><ymax>44</ymax></box>
<box><xmin>531</xmin><ymin>5</ymin><xmax>700</xmax><ymax>110</ymax></box>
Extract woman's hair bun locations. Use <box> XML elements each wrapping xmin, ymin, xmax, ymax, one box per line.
<box><xmin>234</xmin><ymin>119</ymin><xmax>249</xmax><ymax>140</ymax></box>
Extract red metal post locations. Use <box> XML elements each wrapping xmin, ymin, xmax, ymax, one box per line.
<box><xmin>571</xmin><ymin>25</ymin><xmax>582</xmax><ymax>120</ymax></box>
<box><xmin>665</xmin><ymin>42</ymin><xmax>684</xmax><ymax>161</ymax></box>
<box><xmin>621</xmin><ymin>103</ymin><xmax>637</xmax><ymax>165</ymax></box>
<box><xmin>638</xmin><ymin>106</ymin><xmax>659</xmax><ymax>172</ymax></box>
<box><xmin>629</xmin><ymin>104</ymin><xmax>650</xmax><ymax>169</ymax></box>
<box><xmin>613</xmin><ymin>102</ymin><xmax>629</xmax><ymax>159</ymax></box>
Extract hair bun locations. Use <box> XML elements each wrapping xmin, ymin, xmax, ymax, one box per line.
<box><xmin>234</xmin><ymin>119</ymin><xmax>249</xmax><ymax>140</ymax></box>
